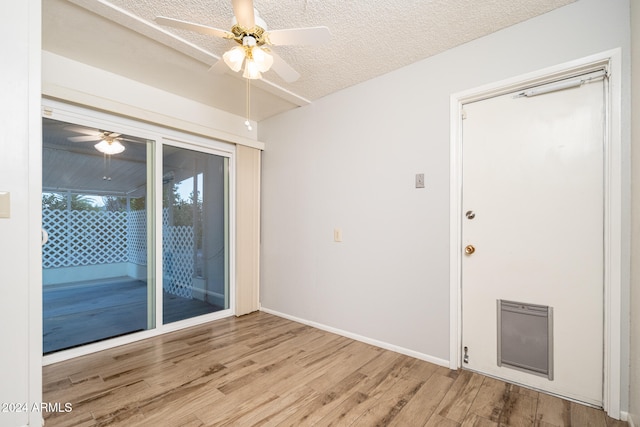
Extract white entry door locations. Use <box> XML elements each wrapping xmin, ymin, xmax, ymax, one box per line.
<box><xmin>461</xmin><ymin>73</ymin><xmax>605</xmax><ymax>406</ymax></box>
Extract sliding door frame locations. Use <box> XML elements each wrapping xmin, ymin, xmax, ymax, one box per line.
<box><xmin>158</xmin><ymin>136</ymin><xmax>236</xmax><ymax>329</ymax></box>
<box><xmin>42</xmin><ymin>99</ymin><xmax>236</xmax><ymax>365</ymax></box>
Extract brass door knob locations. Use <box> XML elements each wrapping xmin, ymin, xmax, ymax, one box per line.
<box><xmin>464</xmin><ymin>245</ymin><xmax>475</xmax><ymax>255</ymax></box>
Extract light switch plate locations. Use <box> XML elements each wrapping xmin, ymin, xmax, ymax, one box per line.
<box><xmin>415</xmin><ymin>174</ymin><xmax>425</xmax><ymax>188</ymax></box>
<box><xmin>0</xmin><ymin>192</ymin><xmax>10</xmax><ymax>218</ymax></box>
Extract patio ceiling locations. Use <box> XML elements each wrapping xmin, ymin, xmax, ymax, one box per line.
<box><xmin>43</xmin><ymin>118</ymin><xmax>224</xmax><ymax>199</ymax></box>
<box><xmin>43</xmin><ymin>118</ymin><xmax>149</xmax><ymax>197</ymax></box>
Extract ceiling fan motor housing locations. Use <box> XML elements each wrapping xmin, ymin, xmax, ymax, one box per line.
<box><xmin>231</xmin><ymin>8</ymin><xmax>268</xmax><ymax>45</ymax></box>
<box><xmin>233</xmin><ymin>25</ymin><xmax>267</xmax><ymax>46</ymax></box>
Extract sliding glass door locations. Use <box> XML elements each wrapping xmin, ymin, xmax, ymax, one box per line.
<box><xmin>42</xmin><ymin>118</ymin><xmax>153</xmax><ymax>354</ymax></box>
<box><xmin>42</xmin><ymin>112</ymin><xmax>232</xmax><ymax>356</ymax></box>
<box><xmin>162</xmin><ymin>144</ymin><xmax>229</xmax><ymax>323</ymax></box>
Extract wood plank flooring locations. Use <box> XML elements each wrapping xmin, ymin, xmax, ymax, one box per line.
<box><xmin>42</xmin><ymin>312</ymin><xmax>626</xmax><ymax>427</ymax></box>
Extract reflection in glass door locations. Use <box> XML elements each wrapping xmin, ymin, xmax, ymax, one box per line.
<box><xmin>162</xmin><ymin>145</ymin><xmax>229</xmax><ymax>323</ymax></box>
<box><xmin>42</xmin><ymin>118</ymin><xmax>153</xmax><ymax>354</ymax></box>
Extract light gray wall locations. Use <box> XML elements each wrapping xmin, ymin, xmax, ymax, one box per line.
<box><xmin>629</xmin><ymin>0</ymin><xmax>639</xmax><ymax>424</ymax></box>
<box><xmin>259</xmin><ymin>0</ymin><xmax>631</xmax><ymax>410</ymax></box>
<box><xmin>0</xmin><ymin>1</ymin><xmax>42</xmax><ymax>426</ymax></box>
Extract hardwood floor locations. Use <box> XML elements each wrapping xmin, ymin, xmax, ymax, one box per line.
<box><xmin>42</xmin><ymin>312</ymin><xmax>626</xmax><ymax>427</ymax></box>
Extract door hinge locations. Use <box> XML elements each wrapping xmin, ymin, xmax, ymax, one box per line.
<box><xmin>461</xmin><ymin>109</ymin><xmax>467</xmax><ymax>120</ymax></box>
<box><xmin>463</xmin><ymin>346</ymin><xmax>469</xmax><ymax>363</ymax></box>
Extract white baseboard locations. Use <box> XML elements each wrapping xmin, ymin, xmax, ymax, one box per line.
<box><xmin>625</xmin><ymin>411</ymin><xmax>636</xmax><ymax>427</ymax></box>
<box><xmin>260</xmin><ymin>307</ymin><xmax>450</xmax><ymax>369</ymax></box>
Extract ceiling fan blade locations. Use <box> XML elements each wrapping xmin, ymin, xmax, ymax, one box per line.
<box><xmin>68</xmin><ymin>135</ymin><xmax>101</xmax><ymax>143</ymax></box>
<box><xmin>155</xmin><ymin>16</ymin><xmax>233</xmax><ymax>39</ymax></box>
<box><xmin>232</xmin><ymin>0</ymin><xmax>255</xmax><ymax>29</ymax></box>
<box><xmin>64</xmin><ymin>125</ymin><xmax>100</xmax><ymax>136</ymax></box>
<box><xmin>267</xmin><ymin>26</ymin><xmax>330</xmax><ymax>46</ymax></box>
<box><xmin>208</xmin><ymin>59</ymin><xmax>230</xmax><ymax>74</ymax></box>
<box><xmin>269</xmin><ymin>51</ymin><xmax>300</xmax><ymax>83</ymax></box>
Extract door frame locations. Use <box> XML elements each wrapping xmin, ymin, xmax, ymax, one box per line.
<box><xmin>449</xmin><ymin>49</ymin><xmax>623</xmax><ymax>417</ymax></box>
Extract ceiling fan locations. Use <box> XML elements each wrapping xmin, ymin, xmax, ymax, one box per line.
<box><xmin>154</xmin><ymin>0</ymin><xmax>330</xmax><ymax>82</ymax></box>
<box><xmin>65</xmin><ymin>126</ymin><xmax>133</xmax><ymax>155</ymax></box>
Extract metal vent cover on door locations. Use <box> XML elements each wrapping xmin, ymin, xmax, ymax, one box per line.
<box><xmin>497</xmin><ymin>300</ymin><xmax>553</xmax><ymax>380</ymax></box>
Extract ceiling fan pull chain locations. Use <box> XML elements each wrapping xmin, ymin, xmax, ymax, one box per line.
<box><xmin>244</xmin><ymin>78</ymin><xmax>253</xmax><ymax>131</ymax></box>
<box><xmin>102</xmin><ymin>152</ymin><xmax>112</xmax><ymax>181</ymax></box>
<box><xmin>103</xmin><ymin>152</ymin><xmax>107</xmax><ymax>180</ymax></box>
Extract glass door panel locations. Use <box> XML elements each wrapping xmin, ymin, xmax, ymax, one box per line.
<box><xmin>42</xmin><ymin>118</ymin><xmax>153</xmax><ymax>354</ymax></box>
<box><xmin>162</xmin><ymin>145</ymin><xmax>229</xmax><ymax>324</ymax></box>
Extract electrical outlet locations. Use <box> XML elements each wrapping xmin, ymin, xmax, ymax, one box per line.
<box><xmin>415</xmin><ymin>173</ymin><xmax>425</xmax><ymax>188</ymax></box>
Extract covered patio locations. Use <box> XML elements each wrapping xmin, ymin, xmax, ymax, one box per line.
<box><xmin>42</xmin><ymin>118</ymin><xmax>225</xmax><ymax>354</ymax></box>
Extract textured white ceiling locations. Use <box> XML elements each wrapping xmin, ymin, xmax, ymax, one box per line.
<box><xmin>43</xmin><ymin>0</ymin><xmax>576</xmax><ymax>120</ymax></box>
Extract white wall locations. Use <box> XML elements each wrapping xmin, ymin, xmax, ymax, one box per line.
<box><xmin>259</xmin><ymin>0</ymin><xmax>631</xmax><ymax>411</ymax></box>
<box><xmin>629</xmin><ymin>0</ymin><xmax>639</xmax><ymax>424</ymax></box>
<box><xmin>0</xmin><ymin>1</ymin><xmax>42</xmax><ymax>427</ymax></box>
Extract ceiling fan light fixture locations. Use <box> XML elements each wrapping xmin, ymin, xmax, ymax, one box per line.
<box><xmin>223</xmin><ymin>45</ymin><xmax>246</xmax><ymax>72</ymax></box>
<box><xmin>95</xmin><ymin>139</ymin><xmax>125</xmax><ymax>155</ymax></box>
<box><xmin>243</xmin><ymin>58</ymin><xmax>262</xmax><ymax>79</ymax></box>
<box><xmin>154</xmin><ymin>1</ymin><xmax>331</xmax><ymax>84</ymax></box>
<box><xmin>251</xmin><ymin>46</ymin><xmax>273</xmax><ymax>72</ymax></box>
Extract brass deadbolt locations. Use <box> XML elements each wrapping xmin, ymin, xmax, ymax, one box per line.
<box><xmin>464</xmin><ymin>245</ymin><xmax>475</xmax><ymax>255</ymax></box>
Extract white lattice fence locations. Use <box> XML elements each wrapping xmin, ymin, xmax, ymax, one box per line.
<box><xmin>42</xmin><ymin>207</ymin><xmax>195</xmax><ymax>299</ymax></box>
<box><xmin>162</xmin><ymin>209</ymin><xmax>195</xmax><ymax>299</ymax></box>
<box><xmin>127</xmin><ymin>210</ymin><xmax>147</xmax><ymax>266</ymax></box>
<box><xmin>42</xmin><ymin>209</ymin><xmax>70</xmax><ymax>268</ymax></box>
<box><xmin>42</xmin><ymin>209</ymin><xmax>128</xmax><ymax>268</ymax></box>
